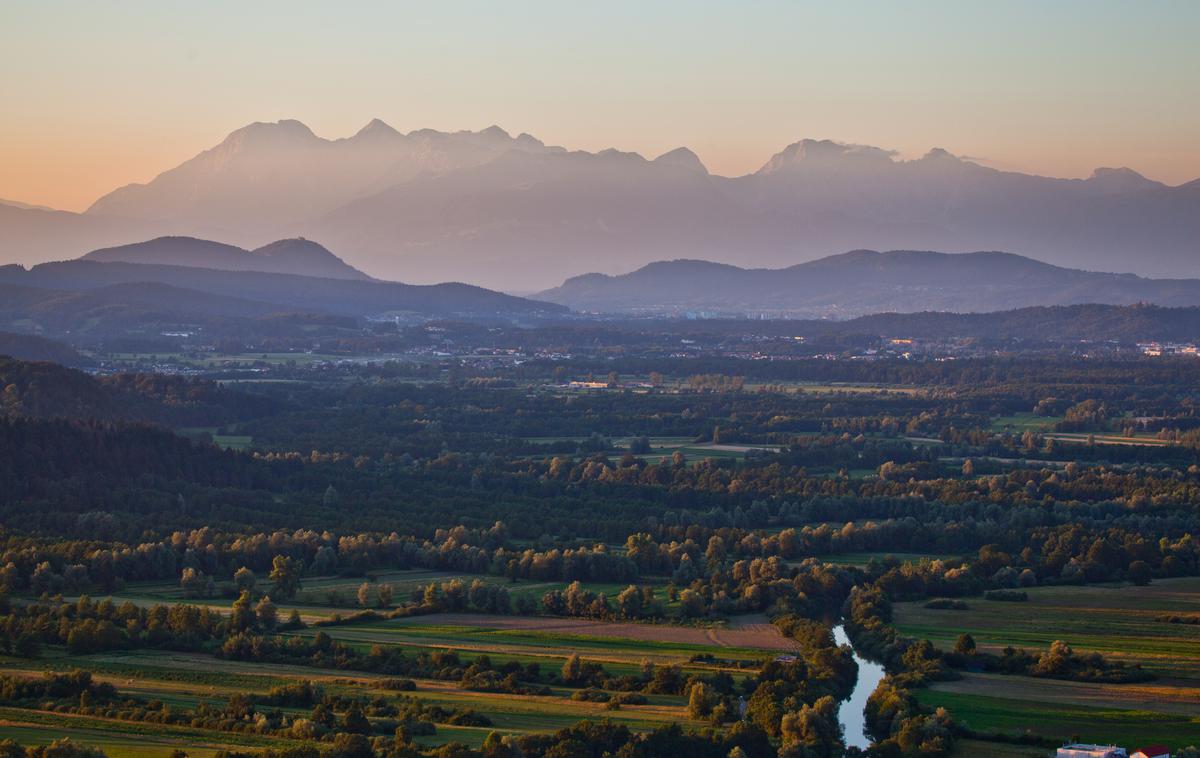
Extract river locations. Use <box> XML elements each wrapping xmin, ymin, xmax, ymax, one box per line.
<box><xmin>833</xmin><ymin>624</ymin><xmax>887</xmax><ymax>750</ymax></box>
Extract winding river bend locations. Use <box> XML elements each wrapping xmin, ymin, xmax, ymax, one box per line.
<box><xmin>833</xmin><ymin>624</ymin><xmax>887</xmax><ymax>749</ymax></box>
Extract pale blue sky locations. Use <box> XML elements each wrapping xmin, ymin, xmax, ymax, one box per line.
<box><xmin>2</xmin><ymin>0</ymin><xmax>1197</xmax><ymax>209</ymax></box>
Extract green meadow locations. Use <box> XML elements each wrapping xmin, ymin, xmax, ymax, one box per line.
<box><xmin>896</xmin><ymin>577</ymin><xmax>1200</xmax><ymax>749</ymax></box>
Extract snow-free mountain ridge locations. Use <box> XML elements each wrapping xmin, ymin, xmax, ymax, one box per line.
<box><xmin>1</xmin><ymin>119</ymin><xmax>1196</xmax><ymax>290</ymax></box>
<box><xmin>83</xmin><ymin>236</ymin><xmax>371</xmax><ymax>280</ymax></box>
<box><xmin>536</xmin><ymin>250</ymin><xmax>1200</xmax><ymax>318</ymax></box>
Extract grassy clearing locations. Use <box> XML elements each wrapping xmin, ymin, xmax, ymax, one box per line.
<box><xmin>989</xmin><ymin>413</ymin><xmax>1061</xmax><ymax>433</ymax></box>
<box><xmin>628</xmin><ymin>442</ymin><xmax>775</xmax><ymax>466</ymax></box>
<box><xmin>213</xmin><ymin>434</ymin><xmax>253</xmax><ymax>450</ymax></box>
<box><xmin>176</xmin><ymin>427</ymin><xmax>254</xmax><ymax>451</ymax></box>
<box><xmin>813</xmin><ymin>551</ymin><xmax>965</xmax><ymax>568</ymax></box>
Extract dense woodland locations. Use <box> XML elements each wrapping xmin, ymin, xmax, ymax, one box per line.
<box><xmin>2</xmin><ymin>351</ymin><xmax>1200</xmax><ymax>756</ymax></box>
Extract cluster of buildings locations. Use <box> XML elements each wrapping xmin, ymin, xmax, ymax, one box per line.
<box><xmin>1138</xmin><ymin>341</ymin><xmax>1200</xmax><ymax>356</ymax></box>
<box><xmin>1057</xmin><ymin>744</ymin><xmax>1170</xmax><ymax>758</ymax></box>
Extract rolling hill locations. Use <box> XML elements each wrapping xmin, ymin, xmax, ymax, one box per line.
<box><xmin>82</xmin><ymin>236</ymin><xmax>371</xmax><ymax>280</ymax></box>
<box><xmin>0</xmin><ymin>259</ymin><xmax>562</xmax><ymax>318</ymax></box>
<box><xmin>0</xmin><ymin>239</ymin><xmax>567</xmax><ymax>340</ymax></box>
<box><xmin>536</xmin><ymin>250</ymin><xmax>1200</xmax><ymax>317</ymax></box>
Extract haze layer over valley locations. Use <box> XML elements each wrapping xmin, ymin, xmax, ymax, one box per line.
<box><xmin>2</xmin><ymin>120</ymin><xmax>1197</xmax><ymax>290</ymax></box>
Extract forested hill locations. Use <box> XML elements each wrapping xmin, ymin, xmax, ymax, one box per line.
<box><xmin>538</xmin><ymin>251</ymin><xmax>1200</xmax><ymax>317</ymax></box>
<box><xmin>0</xmin><ymin>332</ymin><xmax>87</xmax><ymax>366</ymax></box>
<box><xmin>0</xmin><ymin>259</ymin><xmax>567</xmax><ymax>320</ymax></box>
<box><xmin>0</xmin><ymin>356</ymin><xmax>283</xmax><ymax>426</ymax></box>
<box><xmin>528</xmin><ymin>303</ymin><xmax>1200</xmax><ymax>344</ymax></box>
<box><xmin>823</xmin><ymin>303</ymin><xmax>1200</xmax><ymax>342</ymax></box>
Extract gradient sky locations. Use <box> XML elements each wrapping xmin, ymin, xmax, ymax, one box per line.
<box><xmin>2</xmin><ymin>0</ymin><xmax>1198</xmax><ymax>211</ymax></box>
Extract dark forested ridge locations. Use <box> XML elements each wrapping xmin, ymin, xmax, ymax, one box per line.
<box><xmin>0</xmin><ymin>331</ymin><xmax>86</xmax><ymax>365</ymax></box>
<box><xmin>0</xmin><ymin>356</ymin><xmax>284</xmax><ymax>425</ymax></box>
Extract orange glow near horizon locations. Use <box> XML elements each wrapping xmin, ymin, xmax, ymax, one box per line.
<box><xmin>2</xmin><ymin>1</ymin><xmax>1198</xmax><ymax>211</ymax></box>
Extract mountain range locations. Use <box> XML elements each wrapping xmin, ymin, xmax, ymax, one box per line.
<box><xmin>1</xmin><ymin>120</ymin><xmax>1197</xmax><ymax>290</ymax></box>
<box><xmin>537</xmin><ymin>250</ymin><xmax>1200</xmax><ymax>317</ymax></box>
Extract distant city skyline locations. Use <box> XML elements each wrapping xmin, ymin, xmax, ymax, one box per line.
<box><xmin>2</xmin><ymin>0</ymin><xmax>1198</xmax><ymax>211</ymax></box>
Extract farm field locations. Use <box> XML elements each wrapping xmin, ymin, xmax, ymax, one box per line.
<box><xmin>948</xmin><ymin>739</ymin><xmax>1050</xmax><ymax>757</ymax></box>
<box><xmin>0</xmin><ymin>607</ymin><xmax>730</xmax><ymax>752</ymax></box>
<box><xmin>382</xmin><ymin>612</ymin><xmax>793</xmax><ymax>651</ymax></box>
<box><xmin>299</xmin><ymin>613</ymin><xmax>791</xmax><ymax>673</ymax></box>
<box><xmin>1043</xmin><ymin>431</ymin><xmax>1173</xmax><ymax>447</ymax></box>
<box><xmin>928</xmin><ymin>672</ymin><xmax>1200</xmax><ymax>716</ymax></box>
<box><xmin>896</xmin><ymin>577</ymin><xmax>1200</xmax><ymax>748</ymax></box>
<box><xmin>893</xmin><ymin>577</ymin><xmax>1200</xmax><ymax>679</ymax></box>
<box><xmin>918</xmin><ymin>689</ymin><xmax>1200</xmax><ymax>748</ymax></box>
<box><xmin>0</xmin><ymin>714</ymin><xmax>268</xmax><ymax>758</ymax></box>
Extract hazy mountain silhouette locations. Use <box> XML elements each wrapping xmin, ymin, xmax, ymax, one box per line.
<box><xmin>0</xmin><ymin>279</ymin><xmax>284</xmax><ymax>329</ymax></box>
<box><xmin>537</xmin><ymin>250</ymin><xmax>1200</xmax><ymax>317</ymax></box>
<box><xmin>310</xmin><ymin>147</ymin><xmax>749</xmax><ymax>289</ymax></box>
<box><xmin>2</xmin><ymin>120</ymin><xmax>1197</xmax><ymax>289</ymax></box>
<box><xmin>793</xmin><ymin>304</ymin><xmax>1200</xmax><ymax>344</ymax></box>
<box><xmin>0</xmin><ymin>203</ymin><xmax>163</xmax><ymax>267</ymax></box>
<box><xmin>87</xmin><ymin>120</ymin><xmax>554</xmax><ymax>235</ymax></box>
<box><xmin>82</xmin><ymin>236</ymin><xmax>370</xmax><ymax>280</ymax></box>
<box><xmin>0</xmin><ymin>198</ymin><xmax>56</xmax><ymax>212</ymax></box>
<box><xmin>0</xmin><ymin>259</ymin><xmax>564</xmax><ymax>322</ymax></box>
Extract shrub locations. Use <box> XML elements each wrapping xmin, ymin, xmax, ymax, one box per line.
<box><xmin>923</xmin><ymin>599</ymin><xmax>969</xmax><ymax>610</ymax></box>
<box><xmin>984</xmin><ymin>590</ymin><xmax>1028</xmax><ymax>602</ymax></box>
